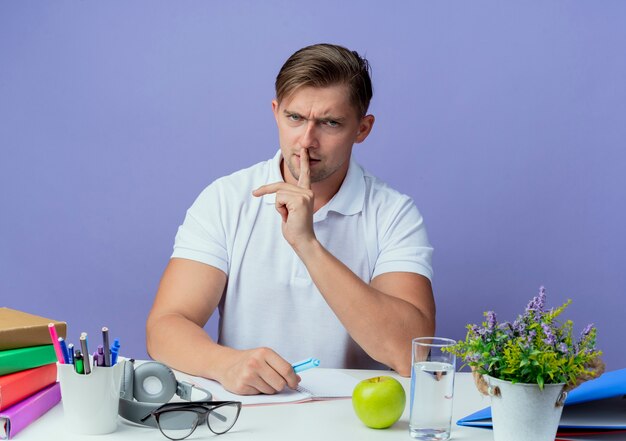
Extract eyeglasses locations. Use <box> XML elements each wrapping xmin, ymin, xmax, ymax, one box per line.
<box><xmin>140</xmin><ymin>401</ymin><xmax>242</xmax><ymax>440</ymax></box>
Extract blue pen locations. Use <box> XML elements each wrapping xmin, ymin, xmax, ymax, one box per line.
<box><xmin>110</xmin><ymin>338</ymin><xmax>120</xmax><ymax>365</ymax></box>
<box><xmin>67</xmin><ymin>343</ymin><xmax>74</xmax><ymax>365</ymax></box>
<box><xmin>58</xmin><ymin>337</ymin><xmax>70</xmax><ymax>364</ymax></box>
<box><xmin>292</xmin><ymin>358</ymin><xmax>320</xmax><ymax>373</ymax></box>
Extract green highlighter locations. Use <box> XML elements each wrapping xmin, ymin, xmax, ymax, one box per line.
<box><xmin>75</xmin><ymin>352</ymin><xmax>85</xmax><ymax>374</ymax></box>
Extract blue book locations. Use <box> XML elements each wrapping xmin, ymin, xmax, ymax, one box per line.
<box><xmin>457</xmin><ymin>368</ymin><xmax>626</xmax><ymax>430</ymax></box>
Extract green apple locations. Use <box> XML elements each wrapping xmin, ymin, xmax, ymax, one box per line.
<box><xmin>352</xmin><ymin>376</ymin><xmax>406</xmax><ymax>429</ymax></box>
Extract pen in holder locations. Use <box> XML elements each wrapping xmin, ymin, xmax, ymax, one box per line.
<box><xmin>57</xmin><ymin>357</ymin><xmax>124</xmax><ymax>435</ymax></box>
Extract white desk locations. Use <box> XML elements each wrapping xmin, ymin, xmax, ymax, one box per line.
<box><xmin>15</xmin><ymin>368</ymin><xmax>494</xmax><ymax>441</ymax></box>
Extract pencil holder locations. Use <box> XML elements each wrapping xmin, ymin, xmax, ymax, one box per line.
<box><xmin>57</xmin><ymin>358</ymin><xmax>124</xmax><ymax>435</ymax></box>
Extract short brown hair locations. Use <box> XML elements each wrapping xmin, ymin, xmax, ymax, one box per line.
<box><xmin>275</xmin><ymin>43</ymin><xmax>373</xmax><ymax>118</ymax></box>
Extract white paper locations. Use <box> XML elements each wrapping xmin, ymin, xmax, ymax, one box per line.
<box><xmin>0</xmin><ymin>417</ymin><xmax>8</xmax><ymax>440</ymax></box>
<box><xmin>188</xmin><ymin>368</ymin><xmax>359</xmax><ymax>406</ymax></box>
<box><xmin>295</xmin><ymin>368</ymin><xmax>359</xmax><ymax>398</ymax></box>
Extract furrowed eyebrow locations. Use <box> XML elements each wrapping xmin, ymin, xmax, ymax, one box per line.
<box><xmin>319</xmin><ymin>117</ymin><xmax>345</xmax><ymax>124</ymax></box>
<box><xmin>282</xmin><ymin>109</ymin><xmax>346</xmax><ymax>123</ymax></box>
<box><xmin>283</xmin><ymin>109</ymin><xmax>300</xmax><ymax>116</ymax></box>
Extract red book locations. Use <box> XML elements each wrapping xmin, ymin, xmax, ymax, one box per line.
<box><xmin>0</xmin><ymin>364</ymin><xmax>57</xmax><ymax>411</ymax></box>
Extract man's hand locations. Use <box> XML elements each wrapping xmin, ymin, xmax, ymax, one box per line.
<box><xmin>217</xmin><ymin>347</ymin><xmax>301</xmax><ymax>395</ymax></box>
<box><xmin>252</xmin><ymin>147</ymin><xmax>316</xmax><ymax>249</ymax></box>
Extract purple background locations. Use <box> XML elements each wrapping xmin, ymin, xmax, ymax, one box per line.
<box><xmin>1</xmin><ymin>2</ymin><xmax>625</xmax><ymax>370</ymax></box>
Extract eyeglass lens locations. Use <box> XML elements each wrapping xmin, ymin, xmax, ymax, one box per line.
<box><xmin>157</xmin><ymin>410</ymin><xmax>199</xmax><ymax>440</ymax></box>
<box><xmin>156</xmin><ymin>403</ymin><xmax>241</xmax><ymax>440</ymax></box>
<box><xmin>207</xmin><ymin>402</ymin><xmax>240</xmax><ymax>434</ymax></box>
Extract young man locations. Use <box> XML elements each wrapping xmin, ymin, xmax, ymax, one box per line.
<box><xmin>146</xmin><ymin>43</ymin><xmax>435</xmax><ymax>395</ymax></box>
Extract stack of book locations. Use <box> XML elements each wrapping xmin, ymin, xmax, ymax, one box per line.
<box><xmin>0</xmin><ymin>308</ymin><xmax>66</xmax><ymax>440</ymax></box>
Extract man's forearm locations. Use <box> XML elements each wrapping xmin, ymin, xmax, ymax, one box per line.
<box><xmin>146</xmin><ymin>312</ymin><xmax>232</xmax><ymax>381</ymax></box>
<box><xmin>295</xmin><ymin>239</ymin><xmax>435</xmax><ymax>376</ymax></box>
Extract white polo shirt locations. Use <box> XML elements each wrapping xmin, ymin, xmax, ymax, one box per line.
<box><xmin>172</xmin><ymin>150</ymin><xmax>433</xmax><ymax>370</ymax></box>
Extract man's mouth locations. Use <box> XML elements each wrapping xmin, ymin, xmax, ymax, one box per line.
<box><xmin>295</xmin><ymin>154</ymin><xmax>321</xmax><ymax>163</ymax></box>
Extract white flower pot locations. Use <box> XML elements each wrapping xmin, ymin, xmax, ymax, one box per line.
<box><xmin>485</xmin><ymin>375</ymin><xmax>567</xmax><ymax>441</ymax></box>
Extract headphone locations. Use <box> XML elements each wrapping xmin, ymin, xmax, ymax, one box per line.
<box><xmin>118</xmin><ymin>359</ymin><xmax>212</xmax><ymax>428</ymax></box>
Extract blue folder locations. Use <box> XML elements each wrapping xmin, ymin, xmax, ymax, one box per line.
<box><xmin>457</xmin><ymin>368</ymin><xmax>626</xmax><ymax>430</ymax></box>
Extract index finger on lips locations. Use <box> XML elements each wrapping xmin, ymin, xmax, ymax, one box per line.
<box><xmin>298</xmin><ymin>147</ymin><xmax>311</xmax><ymax>189</ymax></box>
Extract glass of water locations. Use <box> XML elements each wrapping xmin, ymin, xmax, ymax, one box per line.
<box><xmin>409</xmin><ymin>337</ymin><xmax>456</xmax><ymax>440</ymax></box>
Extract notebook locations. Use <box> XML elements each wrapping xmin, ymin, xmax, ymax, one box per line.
<box><xmin>190</xmin><ymin>368</ymin><xmax>359</xmax><ymax>406</ymax></box>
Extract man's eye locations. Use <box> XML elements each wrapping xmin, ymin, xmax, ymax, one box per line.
<box><xmin>325</xmin><ymin>120</ymin><xmax>340</xmax><ymax>127</ymax></box>
<box><xmin>288</xmin><ymin>114</ymin><xmax>301</xmax><ymax>121</ymax></box>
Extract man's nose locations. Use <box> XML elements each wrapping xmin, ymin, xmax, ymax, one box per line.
<box><xmin>299</xmin><ymin>120</ymin><xmax>319</xmax><ymax>149</ymax></box>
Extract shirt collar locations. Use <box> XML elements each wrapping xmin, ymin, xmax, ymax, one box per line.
<box><xmin>263</xmin><ymin>150</ymin><xmax>365</xmax><ymax>221</ymax></box>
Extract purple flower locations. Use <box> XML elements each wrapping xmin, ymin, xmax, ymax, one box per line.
<box><xmin>466</xmin><ymin>353</ymin><xmax>481</xmax><ymax>363</ymax></box>
<box><xmin>525</xmin><ymin>329</ymin><xmax>537</xmax><ymax>347</ymax></box>
<box><xmin>558</xmin><ymin>343</ymin><xmax>569</xmax><ymax>354</ymax></box>
<box><xmin>526</xmin><ymin>286</ymin><xmax>547</xmax><ymax>316</ymax></box>
<box><xmin>581</xmin><ymin>323</ymin><xmax>594</xmax><ymax>337</ymax></box>
<box><xmin>542</xmin><ymin>323</ymin><xmax>556</xmax><ymax>346</ymax></box>
<box><xmin>512</xmin><ymin>316</ymin><xmax>526</xmax><ymax>335</ymax></box>
<box><xmin>487</xmin><ymin>311</ymin><xmax>497</xmax><ymax>331</ymax></box>
<box><xmin>498</xmin><ymin>322</ymin><xmax>514</xmax><ymax>337</ymax></box>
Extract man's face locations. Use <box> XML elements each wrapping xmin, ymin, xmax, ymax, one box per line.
<box><xmin>272</xmin><ymin>85</ymin><xmax>373</xmax><ymax>186</ymax></box>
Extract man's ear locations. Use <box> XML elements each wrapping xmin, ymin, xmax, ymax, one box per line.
<box><xmin>355</xmin><ymin>114</ymin><xmax>375</xmax><ymax>143</ymax></box>
<box><xmin>272</xmin><ymin>99</ymin><xmax>279</xmax><ymax>122</ymax></box>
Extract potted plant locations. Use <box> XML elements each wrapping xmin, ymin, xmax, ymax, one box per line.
<box><xmin>446</xmin><ymin>287</ymin><xmax>603</xmax><ymax>441</ymax></box>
